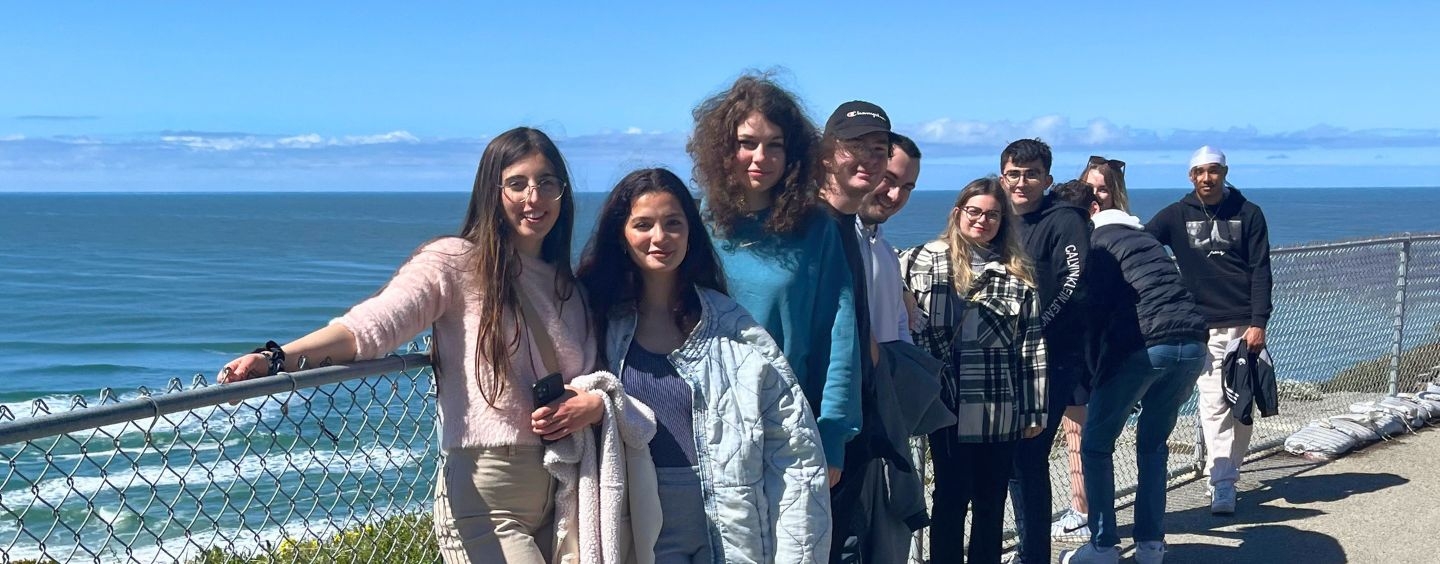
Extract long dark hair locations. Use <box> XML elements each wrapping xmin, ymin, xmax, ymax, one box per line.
<box><xmin>459</xmin><ymin>126</ymin><xmax>577</xmax><ymax>406</ymax></box>
<box><xmin>687</xmin><ymin>72</ymin><xmax>821</xmax><ymax>238</ymax></box>
<box><xmin>577</xmin><ymin>168</ymin><xmax>727</xmax><ymax>352</ymax></box>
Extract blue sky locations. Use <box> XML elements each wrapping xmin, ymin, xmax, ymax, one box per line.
<box><xmin>4</xmin><ymin>1</ymin><xmax>1439</xmax><ymax>192</ymax></box>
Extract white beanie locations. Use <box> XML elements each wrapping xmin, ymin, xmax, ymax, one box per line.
<box><xmin>1189</xmin><ymin>145</ymin><xmax>1226</xmax><ymax>170</ymax></box>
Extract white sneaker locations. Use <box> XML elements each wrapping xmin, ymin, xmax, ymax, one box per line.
<box><xmin>1050</xmin><ymin>507</ymin><xmax>1089</xmax><ymax>540</ymax></box>
<box><xmin>1135</xmin><ymin>541</ymin><xmax>1166</xmax><ymax>564</ymax></box>
<box><xmin>1211</xmin><ymin>483</ymin><xmax>1236</xmax><ymax>514</ymax></box>
<box><xmin>1059</xmin><ymin>542</ymin><xmax>1119</xmax><ymax>564</ymax></box>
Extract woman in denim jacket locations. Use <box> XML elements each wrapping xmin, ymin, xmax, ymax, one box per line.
<box><xmin>577</xmin><ymin>168</ymin><xmax>832</xmax><ymax>564</ymax></box>
<box><xmin>899</xmin><ymin>177</ymin><xmax>1048</xmax><ymax>564</ymax></box>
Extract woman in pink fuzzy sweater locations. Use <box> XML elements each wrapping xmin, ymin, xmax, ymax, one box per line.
<box><xmin>218</xmin><ymin>127</ymin><xmax>604</xmax><ymax>564</ymax></box>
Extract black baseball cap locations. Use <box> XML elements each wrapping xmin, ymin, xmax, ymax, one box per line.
<box><xmin>824</xmin><ymin>101</ymin><xmax>891</xmax><ymax>140</ymax></box>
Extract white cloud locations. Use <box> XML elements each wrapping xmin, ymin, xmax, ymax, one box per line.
<box><xmin>6</xmin><ymin>122</ymin><xmax>1440</xmax><ymax>191</ymax></box>
<box><xmin>340</xmin><ymin>130</ymin><xmax>420</xmax><ymax>145</ymax></box>
<box><xmin>159</xmin><ymin>130</ymin><xmax>422</xmax><ymax>151</ymax></box>
<box><xmin>904</xmin><ymin>116</ymin><xmax>1440</xmax><ymax>157</ymax></box>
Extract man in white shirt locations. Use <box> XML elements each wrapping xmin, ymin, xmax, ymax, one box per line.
<box><xmin>857</xmin><ymin>132</ymin><xmax>923</xmax><ymax>344</ymax></box>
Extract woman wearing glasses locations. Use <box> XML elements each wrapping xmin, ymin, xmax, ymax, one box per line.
<box><xmin>577</xmin><ymin>168</ymin><xmax>830</xmax><ymax>563</ymax></box>
<box><xmin>217</xmin><ymin>127</ymin><xmax>602</xmax><ymax>564</ymax></box>
<box><xmin>899</xmin><ymin>177</ymin><xmax>1047</xmax><ymax>564</ymax></box>
<box><xmin>687</xmin><ymin>73</ymin><xmax>861</xmax><ymax>488</ymax></box>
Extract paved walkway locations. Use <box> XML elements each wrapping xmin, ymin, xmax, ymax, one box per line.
<box><xmin>1048</xmin><ymin>426</ymin><xmax>1440</xmax><ymax>563</ymax></box>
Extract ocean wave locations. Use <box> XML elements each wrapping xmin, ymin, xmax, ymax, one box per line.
<box><xmin>0</xmin><ymin>393</ymin><xmax>76</xmax><ymax>419</ymax></box>
<box><xmin>20</xmin><ymin>443</ymin><xmax>427</xmax><ymax>509</ymax></box>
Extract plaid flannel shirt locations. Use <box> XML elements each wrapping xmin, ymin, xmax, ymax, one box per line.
<box><xmin>898</xmin><ymin>241</ymin><xmax>1048</xmax><ymax>443</ymax></box>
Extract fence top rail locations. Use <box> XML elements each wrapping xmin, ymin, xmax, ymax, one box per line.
<box><xmin>1273</xmin><ymin>232</ymin><xmax>1440</xmax><ymax>254</ymax></box>
<box><xmin>0</xmin><ymin>352</ymin><xmax>433</xmax><ymax>447</ymax></box>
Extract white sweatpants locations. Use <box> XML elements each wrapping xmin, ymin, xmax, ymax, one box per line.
<box><xmin>1197</xmin><ymin>325</ymin><xmax>1254</xmax><ymax>486</ymax></box>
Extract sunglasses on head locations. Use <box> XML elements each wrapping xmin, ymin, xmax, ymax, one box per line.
<box><xmin>1088</xmin><ymin>155</ymin><xmax>1126</xmax><ymax>172</ymax></box>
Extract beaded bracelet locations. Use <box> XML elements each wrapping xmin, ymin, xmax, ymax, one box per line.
<box><xmin>250</xmin><ymin>340</ymin><xmax>287</xmax><ymax>376</ymax></box>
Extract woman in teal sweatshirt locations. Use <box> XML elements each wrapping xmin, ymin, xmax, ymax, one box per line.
<box><xmin>686</xmin><ymin>73</ymin><xmax>861</xmax><ymax>485</ymax></box>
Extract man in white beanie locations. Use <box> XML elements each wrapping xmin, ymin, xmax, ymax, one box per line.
<box><xmin>1144</xmin><ymin>146</ymin><xmax>1273</xmax><ymax>517</ymax></box>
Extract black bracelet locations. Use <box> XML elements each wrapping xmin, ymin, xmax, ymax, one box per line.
<box><xmin>250</xmin><ymin>340</ymin><xmax>287</xmax><ymax>376</ymax></box>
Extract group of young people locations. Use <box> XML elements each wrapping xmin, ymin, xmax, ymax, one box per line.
<box><xmin>216</xmin><ymin>72</ymin><xmax>1274</xmax><ymax>564</ymax></box>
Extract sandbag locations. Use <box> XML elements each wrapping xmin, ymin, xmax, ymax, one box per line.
<box><xmin>1410</xmin><ymin>391</ymin><xmax>1440</xmax><ymax>419</ymax></box>
<box><xmin>1284</xmin><ymin>419</ymin><xmax>1364</xmax><ymax>461</ymax></box>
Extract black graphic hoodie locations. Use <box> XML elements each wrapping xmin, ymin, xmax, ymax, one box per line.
<box><xmin>1017</xmin><ymin>192</ymin><xmax>1092</xmax><ymax>367</ymax></box>
<box><xmin>1145</xmin><ymin>187</ymin><xmax>1273</xmax><ymax>329</ymax></box>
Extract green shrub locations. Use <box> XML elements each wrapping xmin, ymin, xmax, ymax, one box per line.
<box><xmin>189</xmin><ymin>513</ymin><xmax>439</xmax><ymax>564</ymax></box>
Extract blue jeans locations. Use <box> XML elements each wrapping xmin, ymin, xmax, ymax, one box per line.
<box><xmin>653</xmin><ymin>466</ymin><xmax>713</xmax><ymax>564</ymax></box>
<box><xmin>1081</xmin><ymin>341</ymin><xmax>1206</xmax><ymax>548</ymax></box>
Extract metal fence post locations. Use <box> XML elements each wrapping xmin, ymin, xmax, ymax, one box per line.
<box><xmin>1388</xmin><ymin>236</ymin><xmax>1411</xmax><ymax>396</ymax></box>
<box><xmin>1194</xmin><ymin>410</ymin><xmax>1206</xmax><ymax>476</ymax></box>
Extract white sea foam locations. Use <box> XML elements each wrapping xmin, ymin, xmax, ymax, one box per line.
<box><xmin>1</xmin><ymin>496</ymin><xmax>433</xmax><ymax>563</ymax></box>
<box><xmin>24</xmin><ymin>444</ymin><xmax>425</xmax><ymax>509</ymax></box>
<box><xmin>0</xmin><ymin>394</ymin><xmax>74</xmax><ymax>419</ymax></box>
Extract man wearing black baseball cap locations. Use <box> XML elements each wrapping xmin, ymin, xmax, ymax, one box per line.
<box><xmin>820</xmin><ymin>100</ymin><xmax>899</xmax><ymax>564</ymax></box>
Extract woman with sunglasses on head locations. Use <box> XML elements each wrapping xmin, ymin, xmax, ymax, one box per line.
<box><xmin>1083</xmin><ymin>156</ymin><xmax>1130</xmax><ymax>212</ymax></box>
<box><xmin>1047</xmin><ymin>180</ymin><xmax>1207</xmax><ymax>564</ymax></box>
<box><xmin>217</xmin><ymin>127</ymin><xmax>602</xmax><ymax>564</ymax></box>
<box><xmin>899</xmin><ymin>177</ymin><xmax>1047</xmax><ymax>564</ymax></box>
<box><xmin>687</xmin><ymin>73</ymin><xmax>862</xmax><ymax>489</ymax></box>
<box><xmin>1050</xmin><ymin>155</ymin><xmax>1132</xmax><ymax>540</ymax></box>
<box><xmin>577</xmin><ymin>167</ymin><xmax>831</xmax><ymax>563</ymax></box>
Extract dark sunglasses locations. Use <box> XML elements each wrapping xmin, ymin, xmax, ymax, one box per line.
<box><xmin>1088</xmin><ymin>155</ymin><xmax>1126</xmax><ymax>172</ymax></box>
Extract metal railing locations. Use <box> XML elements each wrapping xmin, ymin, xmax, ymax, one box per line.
<box><xmin>1</xmin><ymin>351</ymin><xmax>439</xmax><ymax>563</ymax></box>
<box><xmin>4</xmin><ymin>233</ymin><xmax>1440</xmax><ymax>563</ymax></box>
<box><xmin>910</xmin><ymin>232</ymin><xmax>1440</xmax><ymax>558</ymax></box>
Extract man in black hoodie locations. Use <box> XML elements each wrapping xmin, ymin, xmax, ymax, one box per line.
<box><xmin>1000</xmin><ymin>138</ymin><xmax>1091</xmax><ymax>563</ymax></box>
<box><xmin>1145</xmin><ymin>145</ymin><xmax>1273</xmax><ymax>516</ymax></box>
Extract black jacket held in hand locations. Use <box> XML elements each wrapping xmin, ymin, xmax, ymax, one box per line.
<box><xmin>1085</xmin><ymin>210</ymin><xmax>1209</xmax><ymax>388</ymax></box>
<box><xmin>1222</xmin><ymin>337</ymin><xmax>1278</xmax><ymax>425</ymax></box>
<box><xmin>1145</xmin><ymin>187</ymin><xmax>1274</xmax><ymax>329</ymax></box>
<box><xmin>1016</xmin><ymin>192</ymin><xmax>1091</xmax><ymax>359</ymax></box>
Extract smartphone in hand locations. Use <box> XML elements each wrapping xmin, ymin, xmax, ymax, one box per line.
<box><xmin>532</xmin><ymin>372</ymin><xmax>565</xmax><ymax>408</ymax></box>
<box><xmin>532</xmin><ymin>372</ymin><xmax>565</xmax><ymax>444</ymax></box>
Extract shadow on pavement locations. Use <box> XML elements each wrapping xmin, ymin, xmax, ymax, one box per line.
<box><xmin>1123</xmin><ymin>469</ymin><xmax>1409</xmax><ymax>563</ymax></box>
<box><xmin>1164</xmin><ymin>525</ymin><xmax>1346</xmax><ymax>564</ymax></box>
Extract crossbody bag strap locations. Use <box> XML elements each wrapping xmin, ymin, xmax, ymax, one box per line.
<box><xmin>516</xmin><ymin>290</ymin><xmax>561</xmax><ymax>376</ymax></box>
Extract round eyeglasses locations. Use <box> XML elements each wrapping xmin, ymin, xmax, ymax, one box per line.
<box><xmin>500</xmin><ymin>176</ymin><xmax>566</xmax><ymax>202</ymax></box>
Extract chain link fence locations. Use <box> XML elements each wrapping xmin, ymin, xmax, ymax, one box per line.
<box><xmin>4</xmin><ymin>234</ymin><xmax>1440</xmax><ymax>563</ymax></box>
<box><xmin>909</xmin><ymin>232</ymin><xmax>1440</xmax><ymax>559</ymax></box>
<box><xmin>1</xmin><ymin>350</ymin><xmax>438</xmax><ymax>563</ymax></box>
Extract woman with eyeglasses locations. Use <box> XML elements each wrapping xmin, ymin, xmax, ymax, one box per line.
<box><xmin>216</xmin><ymin>127</ymin><xmax>602</xmax><ymax>564</ymax></box>
<box><xmin>576</xmin><ymin>167</ymin><xmax>831</xmax><ymax>563</ymax></box>
<box><xmin>899</xmin><ymin>177</ymin><xmax>1047</xmax><ymax>564</ymax></box>
<box><xmin>687</xmin><ymin>73</ymin><xmax>862</xmax><ymax>490</ymax></box>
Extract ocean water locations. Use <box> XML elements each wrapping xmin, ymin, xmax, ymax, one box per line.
<box><xmin>6</xmin><ymin>188</ymin><xmax>1439</xmax><ymax>401</ymax></box>
<box><xmin>2</xmin><ymin>187</ymin><xmax>1440</xmax><ymax>560</ymax></box>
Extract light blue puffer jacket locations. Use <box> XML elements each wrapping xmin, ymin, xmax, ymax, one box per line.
<box><xmin>605</xmin><ymin>287</ymin><xmax>832</xmax><ymax>564</ymax></box>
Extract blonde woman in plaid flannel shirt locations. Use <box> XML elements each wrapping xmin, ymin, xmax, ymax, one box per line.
<box><xmin>899</xmin><ymin>176</ymin><xmax>1048</xmax><ymax>564</ymax></box>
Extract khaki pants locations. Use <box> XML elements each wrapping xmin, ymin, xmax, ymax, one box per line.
<box><xmin>435</xmin><ymin>445</ymin><xmax>557</xmax><ymax>564</ymax></box>
<box><xmin>1197</xmin><ymin>326</ymin><xmax>1254</xmax><ymax>486</ymax></box>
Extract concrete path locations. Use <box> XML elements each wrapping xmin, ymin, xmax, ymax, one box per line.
<box><xmin>1048</xmin><ymin>426</ymin><xmax>1440</xmax><ymax>564</ymax></box>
